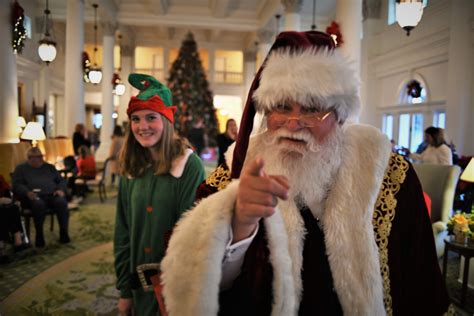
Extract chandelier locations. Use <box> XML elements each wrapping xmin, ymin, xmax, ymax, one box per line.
<box><xmin>38</xmin><ymin>0</ymin><xmax>56</xmax><ymax>64</ymax></box>
<box><xmin>88</xmin><ymin>3</ymin><xmax>102</xmax><ymax>84</ymax></box>
<box><xmin>396</xmin><ymin>0</ymin><xmax>424</xmax><ymax>36</ymax></box>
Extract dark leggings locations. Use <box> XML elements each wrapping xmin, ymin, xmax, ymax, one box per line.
<box><xmin>0</xmin><ymin>203</ymin><xmax>22</xmax><ymax>242</ymax></box>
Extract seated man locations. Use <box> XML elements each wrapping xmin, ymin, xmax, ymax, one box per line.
<box><xmin>12</xmin><ymin>147</ymin><xmax>70</xmax><ymax>248</ymax></box>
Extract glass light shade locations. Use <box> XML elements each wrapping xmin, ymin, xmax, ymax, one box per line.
<box><xmin>21</xmin><ymin>122</ymin><xmax>46</xmax><ymax>146</ymax></box>
<box><xmin>396</xmin><ymin>1</ymin><xmax>423</xmax><ymax>34</ymax></box>
<box><xmin>38</xmin><ymin>39</ymin><xmax>57</xmax><ymax>63</ymax></box>
<box><xmin>114</xmin><ymin>83</ymin><xmax>126</xmax><ymax>96</ymax></box>
<box><xmin>88</xmin><ymin>68</ymin><xmax>103</xmax><ymax>84</ymax></box>
<box><xmin>460</xmin><ymin>158</ymin><xmax>474</xmax><ymax>183</ymax></box>
<box><xmin>16</xmin><ymin>116</ymin><xmax>26</xmax><ymax>128</ymax></box>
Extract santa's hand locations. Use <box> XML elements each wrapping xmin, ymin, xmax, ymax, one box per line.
<box><xmin>233</xmin><ymin>157</ymin><xmax>289</xmax><ymax>242</ymax></box>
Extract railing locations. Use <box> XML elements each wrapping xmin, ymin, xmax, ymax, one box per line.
<box><xmin>214</xmin><ymin>71</ymin><xmax>243</xmax><ymax>84</ymax></box>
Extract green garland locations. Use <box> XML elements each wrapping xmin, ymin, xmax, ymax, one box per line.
<box><xmin>11</xmin><ymin>0</ymin><xmax>27</xmax><ymax>54</ymax></box>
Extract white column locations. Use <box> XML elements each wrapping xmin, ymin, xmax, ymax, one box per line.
<box><xmin>208</xmin><ymin>48</ymin><xmax>215</xmax><ymax>85</ymax></box>
<box><xmin>445</xmin><ymin>0</ymin><xmax>474</xmax><ymax>155</ymax></box>
<box><xmin>64</xmin><ymin>0</ymin><xmax>85</xmax><ymax>137</ymax></box>
<box><xmin>118</xmin><ymin>45</ymin><xmax>133</xmax><ymax>126</ymax></box>
<box><xmin>95</xmin><ymin>22</ymin><xmax>116</xmax><ymax>162</ymax></box>
<box><xmin>335</xmin><ymin>0</ymin><xmax>362</xmax><ymax>74</ymax></box>
<box><xmin>281</xmin><ymin>0</ymin><xmax>303</xmax><ymax>31</ymax></box>
<box><xmin>256</xmin><ymin>29</ymin><xmax>273</xmax><ymax>69</ymax></box>
<box><xmin>163</xmin><ymin>46</ymin><xmax>170</xmax><ymax>80</ymax></box>
<box><xmin>0</xmin><ymin>0</ymin><xmax>20</xmax><ymax>143</ymax></box>
<box><xmin>243</xmin><ymin>50</ymin><xmax>256</xmax><ymax>102</ymax></box>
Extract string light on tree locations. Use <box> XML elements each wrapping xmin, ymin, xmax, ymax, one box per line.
<box><xmin>11</xmin><ymin>0</ymin><xmax>27</xmax><ymax>54</ymax></box>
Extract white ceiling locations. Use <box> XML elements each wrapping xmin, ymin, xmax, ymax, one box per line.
<box><xmin>38</xmin><ymin>0</ymin><xmax>337</xmax><ymax>50</ymax></box>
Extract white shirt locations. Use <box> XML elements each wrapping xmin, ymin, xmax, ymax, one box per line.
<box><xmin>410</xmin><ymin>144</ymin><xmax>452</xmax><ymax>165</ymax></box>
<box><xmin>220</xmin><ymin>224</ymin><xmax>259</xmax><ymax>290</ymax></box>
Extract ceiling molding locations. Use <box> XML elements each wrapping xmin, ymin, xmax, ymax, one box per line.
<box><xmin>144</xmin><ymin>0</ymin><xmax>169</xmax><ymax>15</ymax></box>
<box><xmin>209</xmin><ymin>0</ymin><xmax>232</xmax><ymax>18</ymax></box>
<box><xmin>118</xmin><ymin>13</ymin><xmax>258</xmax><ymax>31</ymax></box>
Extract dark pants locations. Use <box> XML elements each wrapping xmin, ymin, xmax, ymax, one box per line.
<box><xmin>0</xmin><ymin>203</ymin><xmax>22</xmax><ymax>242</ymax></box>
<box><xmin>23</xmin><ymin>195</ymin><xmax>69</xmax><ymax>240</ymax></box>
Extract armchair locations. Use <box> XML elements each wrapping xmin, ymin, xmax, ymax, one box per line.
<box><xmin>412</xmin><ymin>163</ymin><xmax>461</xmax><ymax>258</ymax></box>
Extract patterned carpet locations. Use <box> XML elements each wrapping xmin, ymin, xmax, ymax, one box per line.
<box><xmin>0</xmin><ymin>188</ymin><xmax>117</xmax><ymax>313</ymax></box>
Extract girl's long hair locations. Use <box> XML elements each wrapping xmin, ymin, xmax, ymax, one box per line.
<box><xmin>119</xmin><ymin>116</ymin><xmax>190</xmax><ymax>177</ymax></box>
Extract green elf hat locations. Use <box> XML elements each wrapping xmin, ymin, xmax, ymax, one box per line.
<box><xmin>127</xmin><ymin>73</ymin><xmax>177</xmax><ymax>123</ymax></box>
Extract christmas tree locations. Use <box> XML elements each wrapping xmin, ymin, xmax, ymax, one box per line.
<box><xmin>167</xmin><ymin>32</ymin><xmax>218</xmax><ymax>146</ymax></box>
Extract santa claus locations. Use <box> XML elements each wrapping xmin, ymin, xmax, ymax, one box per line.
<box><xmin>160</xmin><ymin>31</ymin><xmax>451</xmax><ymax>316</ymax></box>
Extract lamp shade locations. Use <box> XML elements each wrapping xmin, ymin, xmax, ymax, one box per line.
<box><xmin>21</xmin><ymin>122</ymin><xmax>46</xmax><ymax>146</ymax></box>
<box><xmin>115</xmin><ymin>82</ymin><xmax>126</xmax><ymax>96</ymax></box>
<box><xmin>38</xmin><ymin>39</ymin><xmax>57</xmax><ymax>63</ymax></box>
<box><xmin>396</xmin><ymin>0</ymin><xmax>423</xmax><ymax>35</ymax></box>
<box><xmin>16</xmin><ymin>116</ymin><xmax>26</xmax><ymax>128</ymax></box>
<box><xmin>89</xmin><ymin>67</ymin><xmax>103</xmax><ymax>85</ymax></box>
<box><xmin>460</xmin><ymin>158</ymin><xmax>474</xmax><ymax>183</ymax></box>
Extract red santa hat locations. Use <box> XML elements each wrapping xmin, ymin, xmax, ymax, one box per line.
<box><xmin>231</xmin><ymin>30</ymin><xmax>360</xmax><ymax>179</ymax></box>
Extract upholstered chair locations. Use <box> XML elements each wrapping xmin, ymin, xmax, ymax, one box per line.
<box><xmin>412</xmin><ymin>163</ymin><xmax>461</xmax><ymax>258</ymax></box>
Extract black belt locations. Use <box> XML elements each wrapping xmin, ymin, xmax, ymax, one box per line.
<box><xmin>130</xmin><ymin>263</ymin><xmax>160</xmax><ymax>291</ymax></box>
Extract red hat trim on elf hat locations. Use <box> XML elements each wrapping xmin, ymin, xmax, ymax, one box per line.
<box><xmin>127</xmin><ymin>73</ymin><xmax>176</xmax><ymax>123</ymax></box>
<box><xmin>127</xmin><ymin>95</ymin><xmax>177</xmax><ymax>123</ymax></box>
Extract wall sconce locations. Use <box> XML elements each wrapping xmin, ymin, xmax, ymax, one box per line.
<box><xmin>396</xmin><ymin>0</ymin><xmax>424</xmax><ymax>36</ymax></box>
<box><xmin>38</xmin><ymin>0</ymin><xmax>57</xmax><ymax>64</ymax></box>
<box><xmin>88</xmin><ymin>3</ymin><xmax>102</xmax><ymax>84</ymax></box>
<box><xmin>112</xmin><ymin>73</ymin><xmax>125</xmax><ymax>96</ymax></box>
<box><xmin>21</xmin><ymin>122</ymin><xmax>46</xmax><ymax>147</ymax></box>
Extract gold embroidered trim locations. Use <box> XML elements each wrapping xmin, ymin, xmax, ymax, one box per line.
<box><xmin>373</xmin><ymin>153</ymin><xmax>408</xmax><ymax>316</ymax></box>
<box><xmin>205</xmin><ymin>164</ymin><xmax>231</xmax><ymax>191</ymax></box>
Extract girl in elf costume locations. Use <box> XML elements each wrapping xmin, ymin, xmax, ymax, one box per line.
<box><xmin>114</xmin><ymin>73</ymin><xmax>205</xmax><ymax>316</ymax></box>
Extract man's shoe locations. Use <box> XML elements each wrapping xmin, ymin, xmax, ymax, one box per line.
<box><xmin>59</xmin><ymin>231</ymin><xmax>71</xmax><ymax>244</ymax></box>
<box><xmin>35</xmin><ymin>235</ymin><xmax>45</xmax><ymax>248</ymax></box>
<box><xmin>0</xmin><ymin>255</ymin><xmax>11</xmax><ymax>264</ymax></box>
<box><xmin>14</xmin><ymin>243</ymin><xmax>31</xmax><ymax>253</ymax></box>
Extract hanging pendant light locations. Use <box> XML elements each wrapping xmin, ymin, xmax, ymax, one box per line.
<box><xmin>311</xmin><ymin>0</ymin><xmax>317</xmax><ymax>30</ymax></box>
<box><xmin>396</xmin><ymin>0</ymin><xmax>424</xmax><ymax>36</ymax></box>
<box><xmin>38</xmin><ymin>0</ymin><xmax>57</xmax><ymax>64</ymax></box>
<box><xmin>88</xmin><ymin>3</ymin><xmax>102</xmax><ymax>84</ymax></box>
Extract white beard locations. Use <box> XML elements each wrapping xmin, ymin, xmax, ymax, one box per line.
<box><xmin>260</xmin><ymin>126</ymin><xmax>344</xmax><ymax>218</ymax></box>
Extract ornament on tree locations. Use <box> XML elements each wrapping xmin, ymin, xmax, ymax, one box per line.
<box><xmin>167</xmin><ymin>32</ymin><xmax>218</xmax><ymax>146</ymax></box>
<box><xmin>11</xmin><ymin>0</ymin><xmax>27</xmax><ymax>54</ymax></box>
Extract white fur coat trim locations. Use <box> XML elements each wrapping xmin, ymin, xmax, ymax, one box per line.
<box><xmin>253</xmin><ymin>48</ymin><xmax>360</xmax><ymax>122</ymax></box>
<box><xmin>162</xmin><ymin>124</ymin><xmax>392</xmax><ymax>315</ymax></box>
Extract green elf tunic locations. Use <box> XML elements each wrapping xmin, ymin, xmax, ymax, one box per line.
<box><xmin>114</xmin><ymin>150</ymin><xmax>205</xmax><ymax>316</ymax></box>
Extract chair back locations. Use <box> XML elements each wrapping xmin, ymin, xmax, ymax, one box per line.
<box><xmin>100</xmin><ymin>158</ymin><xmax>112</xmax><ymax>183</ymax></box>
<box><xmin>412</xmin><ymin>163</ymin><xmax>461</xmax><ymax>223</ymax></box>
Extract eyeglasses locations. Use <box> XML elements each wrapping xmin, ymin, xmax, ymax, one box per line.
<box><xmin>28</xmin><ymin>155</ymin><xmax>44</xmax><ymax>159</ymax></box>
<box><xmin>268</xmin><ymin>110</ymin><xmax>333</xmax><ymax>128</ymax></box>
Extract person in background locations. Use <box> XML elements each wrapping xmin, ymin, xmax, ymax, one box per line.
<box><xmin>187</xmin><ymin>116</ymin><xmax>208</xmax><ymax>157</ymax></box>
<box><xmin>216</xmin><ymin>118</ymin><xmax>238</xmax><ymax>166</ymax></box>
<box><xmin>160</xmin><ymin>31</ymin><xmax>451</xmax><ymax>315</ymax></box>
<box><xmin>408</xmin><ymin>126</ymin><xmax>453</xmax><ymax>165</ymax></box>
<box><xmin>109</xmin><ymin>125</ymin><xmax>125</xmax><ymax>185</ymax></box>
<box><xmin>114</xmin><ymin>73</ymin><xmax>205</xmax><ymax>316</ymax></box>
<box><xmin>12</xmin><ymin>147</ymin><xmax>70</xmax><ymax>248</ymax></box>
<box><xmin>72</xmin><ymin>123</ymin><xmax>91</xmax><ymax>156</ymax></box>
<box><xmin>0</xmin><ymin>175</ymin><xmax>29</xmax><ymax>263</ymax></box>
<box><xmin>77</xmin><ymin>145</ymin><xmax>97</xmax><ymax>179</ymax></box>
